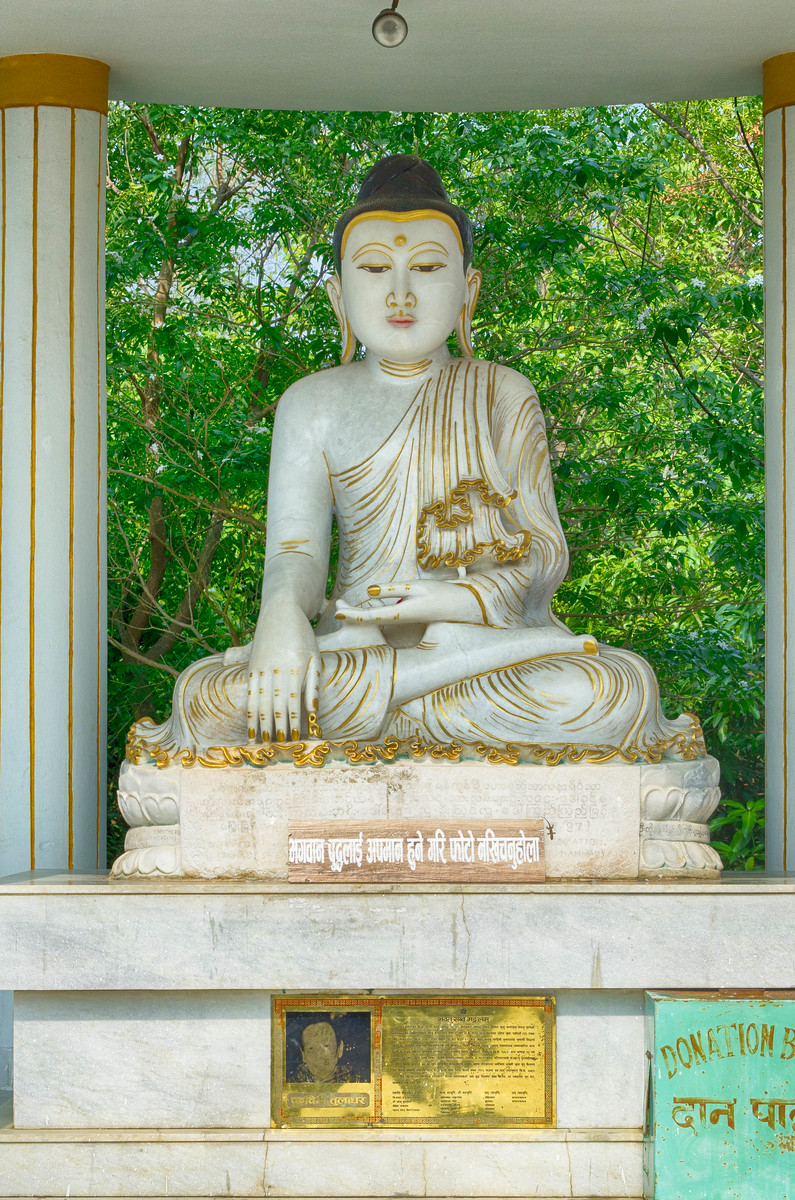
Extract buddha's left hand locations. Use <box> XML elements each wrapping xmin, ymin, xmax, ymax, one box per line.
<box><xmin>334</xmin><ymin>580</ymin><xmax>482</xmax><ymax>626</ymax></box>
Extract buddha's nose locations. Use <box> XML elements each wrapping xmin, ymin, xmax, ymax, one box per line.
<box><xmin>386</xmin><ymin>288</ymin><xmax>416</xmax><ymax>310</ymax></box>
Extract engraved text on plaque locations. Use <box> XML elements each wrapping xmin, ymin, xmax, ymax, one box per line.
<box><xmin>272</xmin><ymin>995</ymin><xmax>555</xmax><ymax>1128</ymax></box>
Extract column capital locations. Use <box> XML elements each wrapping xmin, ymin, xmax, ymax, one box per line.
<box><xmin>0</xmin><ymin>54</ymin><xmax>108</xmax><ymax>114</ymax></box>
<box><xmin>764</xmin><ymin>52</ymin><xmax>795</xmax><ymax>117</ymax></box>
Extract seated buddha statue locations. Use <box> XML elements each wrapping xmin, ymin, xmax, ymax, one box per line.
<box><xmin>130</xmin><ymin>155</ymin><xmax>705</xmax><ymax>766</ymax></box>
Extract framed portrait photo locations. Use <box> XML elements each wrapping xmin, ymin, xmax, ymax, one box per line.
<box><xmin>273</xmin><ymin>999</ymin><xmax>376</xmax><ymax>1126</ymax></box>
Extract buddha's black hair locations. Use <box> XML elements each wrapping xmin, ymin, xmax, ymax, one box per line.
<box><xmin>332</xmin><ymin>154</ymin><xmax>473</xmax><ymax>274</ymax></box>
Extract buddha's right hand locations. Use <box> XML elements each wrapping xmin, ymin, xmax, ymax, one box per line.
<box><xmin>247</xmin><ymin>605</ymin><xmax>320</xmax><ymax>744</ymax></box>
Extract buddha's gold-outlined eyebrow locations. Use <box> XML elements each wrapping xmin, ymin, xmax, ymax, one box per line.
<box><xmin>351</xmin><ymin>242</ymin><xmax>394</xmax><ymax>261</ymax></box>
<box><xmin>408</xmin><ymin>240</ymin><xmax>449</xmax><ymax>257</ymax></box>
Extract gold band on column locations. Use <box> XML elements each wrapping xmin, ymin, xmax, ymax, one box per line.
<box><xmin>764</xmin><ymin>53</ymin><xmax>795</xmax><ymax>116</ymax></box>
<box><xmin>0</xmin><ymin>54</ymin><xmax>108</xmax><ymax>114</ymax></box>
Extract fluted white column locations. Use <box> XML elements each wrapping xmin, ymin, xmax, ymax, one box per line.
<box><xmin>0</xmin><ymin>54</ymin><xmax>108</xmax><ymax>874</ymax></box>
<box><xmin>764</xmin><ymin>53</ymin><xmax>795</xmax><ymax>871</ymax></box>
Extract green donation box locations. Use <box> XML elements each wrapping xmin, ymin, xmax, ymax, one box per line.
<box><xmin>644</xmin><ymin>992</ymin><xmax>795</xmax><ymax>1199</ymax></box>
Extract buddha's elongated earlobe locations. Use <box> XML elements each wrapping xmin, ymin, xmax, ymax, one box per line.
<box><xmin>456</xmin><ymin>305</ymin><xmax>474</xmax><ymax>359</ymax></box>
<box><xmin>326</xmin><ymin>274</ymin><xmax>357</xmax><ymax>365</ymax></box>
<box><xmin>456</xmin><ymin>267</ymin><xmax>482</xmax><ymax>358</ymax></box>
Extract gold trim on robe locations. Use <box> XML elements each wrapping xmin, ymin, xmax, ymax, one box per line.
<box><xmin>415</xmin><ymin>362</ymin><xmax>532</xmax><ymax>568</ymax></box>
<box><xmin>130</xmin><ymin>360</ymin><xmax>706</xmax><ymax>765</ymax></box>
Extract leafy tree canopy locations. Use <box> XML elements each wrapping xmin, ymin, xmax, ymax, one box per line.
<box><xmin>106</xmin><ymin>100</ymin><xmax>764</xmax><ymax>868</ymax></box>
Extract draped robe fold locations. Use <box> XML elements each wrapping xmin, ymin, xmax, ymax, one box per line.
<box><xmin>131</xmin><ymin>360</ymin><xmax>704</xmax><ymax>765</ymax></box>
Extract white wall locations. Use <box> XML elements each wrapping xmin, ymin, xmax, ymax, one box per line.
<box><xmin>0</xmin><ymin>991</ymin><xmax>11</xmax><ymax>1093</ymax></box>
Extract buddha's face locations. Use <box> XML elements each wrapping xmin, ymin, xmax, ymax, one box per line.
<box><xmin>330</xmin><ymin>214</ymin><xmax>479</xmax><ymax>363</ymax></box>
<box><xmin>301</xmin><ymin>1021</ymin><xmax>343</xmax><ymax>1081</ymax></box>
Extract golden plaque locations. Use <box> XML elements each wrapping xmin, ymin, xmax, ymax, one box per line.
<box><xmin>272</xmin><ymin>995</ymin><xmax>555</xmax><ymax>1128</ymax></box>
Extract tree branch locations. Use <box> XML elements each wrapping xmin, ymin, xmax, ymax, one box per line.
<box><xmin>146</xmin><ymin>511</ymin><xmax>226</xmax><ymax>661</ymax></box>
<box><xmin>109</xmin><ymin>635</ymin><xmax>180</xmax><ymax>677</ymax></box>
<box><xmin>733</xmin><ymin>98</ymin><xmax>763</xmax><ymax>181</ymax></box>
<box><xmin>136</xmin><ymin>109</ymin><xmax>167</xmax><ymax>162</ymax></box>
<box><xmin>645</xmin><ymin>104</ymin><xmax>763</xmax><ymax>229</ymax></box>
<box><xmin>660</xmin><ymin>341</ymin><xmax>724</xmax><ymax>422</ymax></box>
<box><xmin>640</xmin><ymin>184</ymin><xmax>657</xmax><ymax>268</ymax></box>
<box><xmin>699</xmin><ymin>326</ymin><xmax>763</xmax><ymax>389</ymax></box>
<box><xmin>247</xmin><ymin>238</ymin><xmax>318</xmax><ymax>423</ymax></box>
<box><xmin>122</xmin><ymin>496</ymin><xmax>169</xmax><ymax>653</ymax></box>
<box><xmin>174</xmin><ymin>134</ymin><xmax>191</xmax><ymax>186</ymax></box>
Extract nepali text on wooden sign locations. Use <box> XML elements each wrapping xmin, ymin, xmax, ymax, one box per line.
<box><xmin>287</xmin><ymin>819</ymin><xmax>545</xmax><ymax>882</ymax></box>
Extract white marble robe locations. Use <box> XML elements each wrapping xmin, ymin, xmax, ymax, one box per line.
<box><xmin>133</xmin><ymin>360</ymin><xmax>703</xmax><ymax>763</ymax></box>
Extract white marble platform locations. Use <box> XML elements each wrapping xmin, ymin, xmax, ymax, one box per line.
<box><xmin>0</xmin><ymin>873</ymin><xmax>792</xmax><ymax>992</ymax></box>
<box><xmin>1</xmin><ymin>871</ymin><xmax>791</xmax><ymax>1197</ymax></box>
<box><xmin>0</xmin><ymin>1097</ymin><xmax>644</xmax><ymax>1199</ymax></box>
<box><xmin>112</xmin><ymin>755</ymin><xmax>723</xmax><ymax>881</ymax></box>
<box><xmin>0</xmin><ymin>1122</ymin><xmax>644</xmax><ymax>1198</ymax></box>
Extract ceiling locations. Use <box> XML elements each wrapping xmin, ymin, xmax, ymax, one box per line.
<box><xmin>2</xmin><ymin>0</ymin><xmax>794</xmax><ymax>111</ymax></box>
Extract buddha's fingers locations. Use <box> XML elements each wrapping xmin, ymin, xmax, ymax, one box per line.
<box><xmin>303</xmin><ymin>655</ymin><xmax>321</xmax><ymax>736</ymax></box>
<box><xmin>247</xmin><ymin>672</ymin><xmax>259</xmax><ymax>743</ymax></box>
<box><xmin>272</xmin><ymin>670</ymin><xmax>290</xmax><ymax>745</ymax></box>
<box><xmin>288</xmin><ymin>667</ymin><xmax>301</xmax><ymax>742</ymax></box>
<box><xmin>555</xmin><ymin>633</ymin><xmax>598</xmax><ymax>655</ymax></box>
<box><xmin>250</xmin><ymin>672</ymin><xmax>273</xmax><ymax>744</ymax></box>
<box><xmin>335</xmin><ymin>599</ymin><xmax>402</xmax><ymax>624</ymax></box>
<box><xmin>335</xmin><ymin>603</ymin><xmax>367</xmax><ymax>623</ymax></box>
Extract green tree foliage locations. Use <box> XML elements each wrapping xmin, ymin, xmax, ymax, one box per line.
<box><xmin>106</xmin><ymin>101</ymin><xmax>764</xmax><ymax>868</ymax></box>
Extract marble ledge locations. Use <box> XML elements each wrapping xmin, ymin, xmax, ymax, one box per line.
<box><xmin>3</xmin><ymin>872</ymin><xmax>794</xmax><ymax>991</ymax></box>
<box><xmin>0</xmin><ymin>1138</ymin><xmax>643</xmax><ymax>1198</ymax></box>
<box><xmin>0</xmin><ymin>1098</ymin><xmax>622</xmax><ymax>1142</ymax></box>
<box><xmin>1</xmin><ymin>869</ymin><xmax>793</xmax><ymax>894</ymax></box>
<box><xmin>0</xmin><ymin>1124</ymin><xmax>643</xmax><ymax>1143</ymax></box>
<box><xmin>0</xmin><ymin>1137</ymin><xmax>643</xmax><ymax>1195</ymax></box>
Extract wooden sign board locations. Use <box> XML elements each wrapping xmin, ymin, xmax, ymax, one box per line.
<box><xmin>287</xmin><ymin>819</ymin><xmax>545</xmax><ymax>882</ymax></box>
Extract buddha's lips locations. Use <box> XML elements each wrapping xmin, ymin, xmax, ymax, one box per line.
<box><xmin>387</xmin><ymin>316</ymin><xmax>415</xmax><ymax>327</ymax></box>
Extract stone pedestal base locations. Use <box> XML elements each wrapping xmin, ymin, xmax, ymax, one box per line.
<box><xmin>2</xmin><ymin>869</ymin><xmax>794</xmax><ymax>1198</ymax></box>
<box><xmin>111</xmin><ymin>755</ymin><xmax>722</xmax><ymax>881</ymax></box>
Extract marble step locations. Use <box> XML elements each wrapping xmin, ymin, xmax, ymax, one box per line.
<box><xmin>2</xmin><ymin>871</ymin><xmax>794</xmax><ymax>992</ymax></box>
<box><xmin>0</xmin><ymin>1101</ymin><xmax>644</xmax><ymax>1198</ymax></box>
<box><xmin>0</xmin><ymin>1125</ymin><xmax>645</xmax><ymax>1198</ymax></box>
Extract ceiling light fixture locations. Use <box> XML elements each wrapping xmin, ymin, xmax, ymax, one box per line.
<box><xmin>372</xmin><ymin>1</ymin><xmax>408</xmax><ymax>48</ymax></box>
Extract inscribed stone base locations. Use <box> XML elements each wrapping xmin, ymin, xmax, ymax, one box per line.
<box><xmin>111</xmin><ymin>755</ymin><xmax>722</xmax><ymax>881</ymax></box>
<box><xmin>3</xmin><ymin>872</ymin><xmax>792</xmax><ymax>1199</ymax></box>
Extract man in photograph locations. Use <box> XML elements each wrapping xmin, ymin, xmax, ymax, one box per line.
<box><xmin>287</xmin><ymin>1013</ymin><xmax>370</xmax><ymax>1084</ymax></box>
